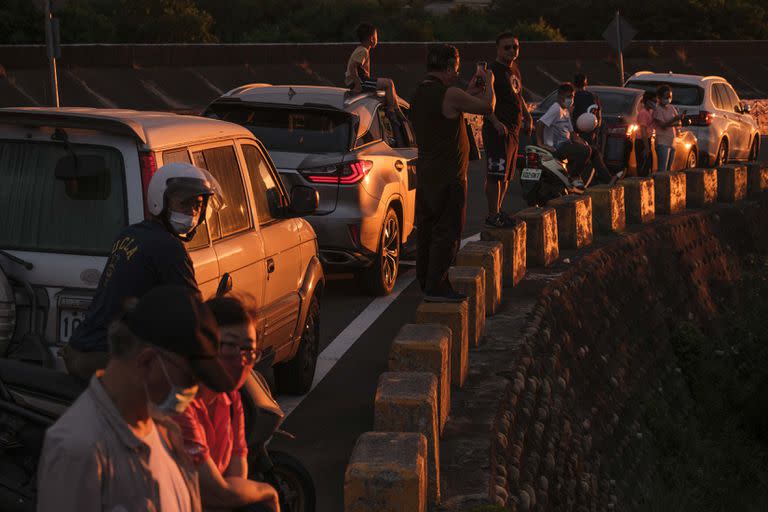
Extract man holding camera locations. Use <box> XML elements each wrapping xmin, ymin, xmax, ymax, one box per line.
<box><xmin>482</xmin><ymin>31</ymin><xmax>533</xmax><ymax>228</ymax></box>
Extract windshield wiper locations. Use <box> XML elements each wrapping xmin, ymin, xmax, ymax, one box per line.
<box><xmin>0</xmin><ymin>250</ymin><xmax>34</xmax><ymax>270</ymax></box>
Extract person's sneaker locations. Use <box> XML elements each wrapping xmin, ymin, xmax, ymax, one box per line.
<box><xmin>424</xmin><ymin>289</ymin><xmax>468</xmax><ymax>303</ymax></box>
<box><xmin>484</xmin><ymin>213</ymin><xmax>505</xmax><ymax>228</ymax></box>
<box><xmin>571</xmin><ymin>178</ymin><xmax>585</xmax><ymax>189</ymax></box>
<box><xmin>499</xmin><ymin>210</ymin><xmax>520</xmax><ymax>227</ymax></box>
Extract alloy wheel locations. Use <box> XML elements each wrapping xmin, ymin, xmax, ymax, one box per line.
<box><xmin>381</xmin><ymin>215</ymin><xmax>400</xmax><ymax>290</ymax></box>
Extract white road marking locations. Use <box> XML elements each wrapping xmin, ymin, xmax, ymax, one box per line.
<box><xmin>278</xmin><ymin>231</ymin><xmax>480</xmax><ymax>417</ymax></box>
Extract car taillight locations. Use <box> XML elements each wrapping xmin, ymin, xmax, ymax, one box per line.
<box><xmin>300</xmin><ymin>160</ymin><xmax>373</xmax><ymax>184</ymax></box>
<box><xmin>526</xmin><ymin>152</ymin><xmax>541</xmax><ymax>168</ymax></box>
<box><xmin>139</xmin><ymin>151</ymin><xmax>158</xmax><ymax>218</ymax></box>
<box><xmin>686</xmin><ymin>111</ymin><xmax>712</xmax><ymax>126</ymax></box>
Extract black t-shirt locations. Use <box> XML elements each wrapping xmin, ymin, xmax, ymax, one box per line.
<box><xmin>486</xmin><ymin>60</ymin><xmax>524</xmax><ymax>130</ymax></box>
<box><xmin>69</xmin><ymin>220</ymin><xmax>198</xmax><ymax>352</ymax></box>
<box><xmin>411</xmin><ymin>76</ymin><xmax>470</xmax><ymax>186</ymax></box>
<box><xmin>573</xmin><ymin>89</ymin><xmax>601</xmax><ymax>122</ymax></box>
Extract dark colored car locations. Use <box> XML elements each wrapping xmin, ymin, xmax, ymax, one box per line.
<box><xmin>519</xmin><ymin>86</ymin><xmax>699</xmax><ymax>175</ymax></box>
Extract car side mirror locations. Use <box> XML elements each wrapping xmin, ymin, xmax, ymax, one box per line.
<box><xmin>288</xmin><ymin>186</ymin><xmax>319</xmax><ymax>216</ymax></box>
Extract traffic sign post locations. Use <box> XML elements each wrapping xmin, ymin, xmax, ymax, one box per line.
<box><xmin>44</xmin><ymin>0</ymin><xmax>60</xmax><ymax>107</ymax></box>
<box><xmin>602</xmin><ymin>11</ymin><xmax>637</xmax><ymax>86</ymax></box>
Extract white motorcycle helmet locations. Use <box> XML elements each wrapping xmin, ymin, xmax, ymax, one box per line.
<box><xmin>576</xmin><ymin>112</ymin><xmax>598</xmax><ymax>134</ymax></box>
<box><xmin>146</xmin><ymin>162</ymin><xmax>225</xmax><ymax>239</ymax></box>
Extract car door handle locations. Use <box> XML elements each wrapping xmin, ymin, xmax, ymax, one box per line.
<box><xmin>267</xmin><ymin>259</ymin><xmax>275</xmax><ymax>274</ymax></box>
<box><xmin>394</xmin><ymin>160</ymin><xmax>404</xmax><ymax>171</ymax></box>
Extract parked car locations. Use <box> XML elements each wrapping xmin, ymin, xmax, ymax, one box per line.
<box><xmin>625</xmin><ymin>72</ymin><xmax>761</xmax><ymax>166</ymax></box>
<box><xmin>204</xmin><ymin>85</ymin><xmax>418</xmax><ymax>296</ymax></box>
<box><xmin>0</xmin><ymin>107</ymin><xmax>323</xmax><ymax>394</ymax></box>
<box><xmin>520</xmin><ymin>85</ymin><xmax>699</xmax><ymax>175</ymax></box>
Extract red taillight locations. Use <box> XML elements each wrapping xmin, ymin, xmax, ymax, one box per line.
<box><xmin>300</xmin><ymin>160</ymin><xmax>373</xmax><ymax>184</ymax></box>
<box><xmin>139</xmin><ymin>152</ymin><xmax>158</xmax><ymax>218</ymax></box>
<box><xmin>687</xmin><ymin>111</ymin><xmax>712</xmax><ymax>126</ymax></box>
<box><xmin>526</xmin><ymin>152</ymin><xmax>541</xmax><ymax>168</ymax></box>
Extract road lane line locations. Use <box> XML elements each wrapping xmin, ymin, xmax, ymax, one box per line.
<box><xmin>278</xmin><ymin>231</ymin><xmax>480</xmax><ymax>417</ymax></box>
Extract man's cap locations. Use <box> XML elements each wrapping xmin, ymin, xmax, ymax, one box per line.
<box><xmin>122</xmin><ymin>285</ymin><xmax>235</xmax><ymax>392</ymax></box>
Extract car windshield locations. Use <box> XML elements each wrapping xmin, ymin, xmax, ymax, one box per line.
<box><xmin>0</xmin><ymin>141</ymin><xmax>126</xmax><ymax>254</ymax></box>
<box><xmin>625</xmin><ymin>81</ymin><xmax>705</xmax><ymax>106</ymax></box>
<box><xmin>536</xmin><ymin>90</ymin><xmax>637</xmax><ymax>116</ymax></box>
<box><xmin>206</xmin><ymin>105</ymin><xmax>353</xmax><ymax>154</ymax></box>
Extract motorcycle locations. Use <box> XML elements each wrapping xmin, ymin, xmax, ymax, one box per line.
<box><xmin>0</xmin><ymin>360</ymin><xmax>315</xmax><ymax>511</ymax></box>
<box><xmin>519</xmin><ymin>145</ymin><xmax>597</xmax><ymax>207</ymax></box>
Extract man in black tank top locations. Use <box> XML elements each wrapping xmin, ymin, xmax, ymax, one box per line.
<box><xmin>411</xmin><ymin>44</ymin><xmax>496</xmax><ymax>302</ymax></box>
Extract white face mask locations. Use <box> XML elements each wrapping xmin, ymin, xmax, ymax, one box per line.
<box><xmin>168</xmin><ymin>210</ymin><xmax>199</xmax><ymax>235</ymax></box>
<box><xmin>661</xmin><ymin>98</ymin><xmax>671</xmax><ymax>106</ymax></box>
<box><xmin>563</xmin><ymin>98</ymin><xmax>574</xmax><ymax>108</ymax></box>
<box><xmin>148</xmin><ymin>356</ymin><xmax>199</xmax><ymax>415</ymax></box>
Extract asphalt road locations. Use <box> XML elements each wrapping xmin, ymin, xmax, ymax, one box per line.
<box><xmin>270</xmin><ymin>159</ymin><xmax>525</xmax><ymax>512</ymax></box>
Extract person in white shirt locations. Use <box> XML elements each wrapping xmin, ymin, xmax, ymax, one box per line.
<box><xmin>653</xmin><ymin>84</ymin><xmax>685</xmax><ymax>171</ymax></box>
<box><xmin>536</xmin><ymin>82</ymin><xmax>592</xmax><ymax>187</ymax></box>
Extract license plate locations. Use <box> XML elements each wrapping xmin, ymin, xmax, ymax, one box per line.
<box><xmin>520</xmin><ymin>168</ymin><xmax>542</xmax><ymax>181</ymax></box>
<box><xmin>60</xmin><ymin>309</ymin><xmax>87</xmax><ymax>343</ymax></box>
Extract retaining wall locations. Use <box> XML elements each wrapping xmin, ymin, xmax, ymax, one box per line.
<box><xmin>487</xmin><ymin>198</ymin><xmax>768</xmax><ymax>510</ymax></box>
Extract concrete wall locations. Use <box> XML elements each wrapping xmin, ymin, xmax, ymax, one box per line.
<box><xmin>2</xmin><ymin>40</ymin><xmax>768</xmax><ymax>111</ymax></box>
<box><xmin>488</xmin><ymin>197</ymin><xmax>768</xmax><ymax>509</ymax></box>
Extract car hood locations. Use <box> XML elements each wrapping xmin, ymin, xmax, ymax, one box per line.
<box><xmin>268</xmin><ymin>150</ymin><xmax>347</xmax><ymax>171</ymax></box>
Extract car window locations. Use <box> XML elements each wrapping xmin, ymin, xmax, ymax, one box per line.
<box><xmin>241</xmin><ymin>143</ymin><xmax>283</xmax><ymax>225</ymax></box>
<box><xmin>191</xmin><ymin>145</ymin><xmax>251</xmax><ymax>240</ymax></box>
<box><xmin>711</xmin><ymin>85</ymin><xmax>727</xmax><ymax>110</ymax></box>
<box><xmin>722</xmin><ymin>84</ymin><xmax>741</xmax><ymax>112</ymax></box>
<box><xmin>356</xmin><ymin>113</ymin><xmax>381</xmax><ymax>147</ymax></box>
<box><xmin>378</xmin><ymin>109</ymin><xmax>397</xmax><ymax>147</ymax></box>
<box><xmin>0</xmin><ymin>141</ymin><xmax>126</xmax><ymax>255</ymax></box>
<box><xmin>625</xmin><ymin>81</ymin><xmax>704</xmax><ymax>106</ymax></box>
<box><xmin>535</xmin><ymin>91</ymin><xmax>558</xmax><ymax>114</ymax></box>
<box><xmin>592</xmin><ymin>91</ymin><xmax>638</xmax><ymax>116</ymax></box>
<box><xmin>162</xmin><ymin>148</ymin><xmax>191</xmax><ymax>165</ymax></box>
<box><xmin>205</xmin><ymin>105</ymin><xmax>353</xmax><ymax>154</ymax></box>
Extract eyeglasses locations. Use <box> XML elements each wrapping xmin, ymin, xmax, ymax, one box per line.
<box><xmin>503</xmin><ymin>44</ymin><xmax>519</xmax><ymax>51</ymax></box>
<box><xmin>220</xmin><ymin>341</ymin><xmax>261</xmax><ymax>364</ymax></box>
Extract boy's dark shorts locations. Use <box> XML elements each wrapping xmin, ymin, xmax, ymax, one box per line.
<box><xmin>348</xmin><ymin>78</ymin><xmax>379</xmax><ymax>92</ymax></box>
<box><xmin>482</xmin><ymin>123</ymin><xmax>519</xmax><ymax>182</ymax></box>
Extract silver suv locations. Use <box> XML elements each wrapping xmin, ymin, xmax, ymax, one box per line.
<box><xmin>0</xmin><ymin>108</ymin><xmax>324</xmax><ymax>394</ymax></box>
<box><xmin>204</xmin><ymin>85</ymin><xmax>417</xmax><ymax>296</ymax></box>
<box><xmin>625</xmin><ymin>72</ymin><xmax>761</xmax><ymax>166</ymax></box>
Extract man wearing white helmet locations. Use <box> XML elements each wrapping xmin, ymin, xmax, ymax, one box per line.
<box><xmin>63</xmin><ymin>162</ymin><xmax>224</xmax><ymax>381</ymax></box>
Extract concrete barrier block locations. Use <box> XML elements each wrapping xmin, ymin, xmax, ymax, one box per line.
<box><xmin>622</xmin><ymin>177</ymin><xmax>655</xmax><ymax>223</ymax></box>
<box><xmin>415</xmin><ymin>301</ymin><xmax>468</xmax><ymax>388</ymax></box>
<box><xmin>448</xmin><ymin>266</ymin><xmax>485</xmax><ymax>347</ymax></box>
<box><xmin>717</xmin><ymin>164</ymin><xmax>748</xmax><ymax>202</ymax></box>
<box><xmin>684</xmin><ymin>168</ymin><xmax>717</xmax><ymax>207</ymax></box>
<box><xmin>585</xmin><ymin>184</ymin><xmax>625</xmax><ymax>233</ymax></box>
<box><xmin>653</xmin><ymin>171</ymin><xmax>687</xmax><ymax>214</ymax></box>
<box><xmin>514</xmin><ymin>207</ymin><xmax>559</xmax><ymax>267</ymax></box>
<box><xmin>456</xmin><ymin>241</ymin><xmax>502</xmax><ymax>315</ymax></box>
<box><xmin>746</xmin><ymin>163</ymin><xmax>768</xmax><ymax>197</ymax></box>
<box><xmin>480</xmin><ymin>221</ymin><xmax>527</xmax><ymax>286</ymax></box>
<box><xmin>374</xmin><ymin>372</ymin><xmax>440</xmax><ymax>504</ymax></box>
<box><xmin>344</xmin><ymin>432</ymin><xmax>428</xmax><ymax>512</ymax></box>
<box><xmin>548</xmin><ymin>195</ymin><xmax>593</xmax><ymax>249</ymax></box>
<box><xmin>389</xmin><ymin>323</ymin><xmax>452</xmax><ymax>434</ymax></box>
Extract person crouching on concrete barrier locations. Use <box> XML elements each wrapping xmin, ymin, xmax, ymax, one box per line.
<box><xmin>636</xmin><ymin>90</ymin><xmax>657</xmax><ymax>176</ymax></box>
<box><xmin>345</xmin><ymin>22</ymin><xmax>403</xmax><ymax>116</ymax></box>
<box><xmin>174</xmin><ymin>293</ymin><xmax>280</xmax><ymax>512</ymax></box>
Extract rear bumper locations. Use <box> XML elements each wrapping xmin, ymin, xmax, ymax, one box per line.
<box><xmin>318</xmin><ymin>247</ymin><xmax>376</xmax><ymax>270</ymax></box>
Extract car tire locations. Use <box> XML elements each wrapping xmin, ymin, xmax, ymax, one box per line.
<box><xmin>749</xmin><ymin>136</ymin><xmax>760</xmax><ymax>162</ymax></box>
<box><xmin>686</xmin><ymin>148</ymin><xmax>698</xmax><ymax>169</ymax></box>
<box><xmin>274</xmin><ymin>295</ymin><xmax>319</xmax><ymax>395</ymax></box>
<box><xmin>715</xmin><ymin>139</ymin><xmax>728</xmax><ymax>167</ymax></box>
<box><xmin>360</xmin><ymin>207</ymin><xmax>400</xmax><ymax>296</ymax></box>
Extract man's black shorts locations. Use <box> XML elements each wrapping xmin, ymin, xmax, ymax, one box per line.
<box><xmin>482</xmin><ymin>123</ymin><xmax>519</xmax><ymax>182</ymax></box>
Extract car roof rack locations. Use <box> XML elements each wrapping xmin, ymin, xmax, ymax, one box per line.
<box><xmin>0</xmin><ymin>109</ymin><xmax>148</xmax><ymax>144</ymax></box>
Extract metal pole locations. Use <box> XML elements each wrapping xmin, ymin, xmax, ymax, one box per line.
<box><xmin>616</xmin><ymin>10</ymin><xmax>625</xmax><ymax>86</ymax></box>
<box><xmin>44</xmin><ymin>0</ymin><xmax>60</xmax><ymax>107</ymax></box>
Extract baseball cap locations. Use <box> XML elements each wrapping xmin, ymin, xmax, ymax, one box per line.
<box><xmin>121</xmin><ymin>285</ymin><xmax>235</xmax><ymax>392</ymax></box>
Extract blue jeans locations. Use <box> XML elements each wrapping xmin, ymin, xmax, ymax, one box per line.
<box><xmin>655</xmin><ymin>144</ymin><xmax>676</xmax><ymax>172</ymax></box>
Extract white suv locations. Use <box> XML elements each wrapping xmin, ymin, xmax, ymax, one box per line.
<box><xmin>0</xmin><ymin>108</ymin><xmax>324</xmax><ymax>394</ymax></box>
<box><xmin>625</xmin><ymin>72</ymin><xmax>761</xmax><ymax>166</ymax></box>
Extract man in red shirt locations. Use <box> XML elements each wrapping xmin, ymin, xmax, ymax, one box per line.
<box><xmin>175</xmin><ymin>294</ymin><xmax>279</xmax><ymax>512</ymax></box>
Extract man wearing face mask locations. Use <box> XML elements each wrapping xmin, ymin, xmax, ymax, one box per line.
<box><xmin>175</xmin><ymin>294</ymin><xmax>280</xmax><ymax>512</ymax></box>
<box><xmin>38</xmin><ymin>285</ymin><xmax>236</xmax><ymax>512</ymax></box>
<box><xmin>411</xmin><ymin>43</ymin><xmax>496</xmax><ymax>302</ymax></box>
<box><xmin>64</xmin><ymin>162</ymin><xmax>224</xmax><ymax>381</ymax></box>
